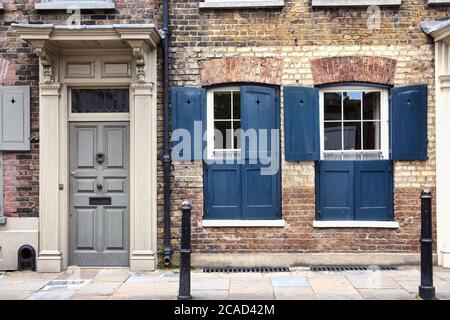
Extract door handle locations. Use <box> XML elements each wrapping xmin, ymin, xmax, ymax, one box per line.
<box><xmin>96</xmin><ymin>183</ymin><xmax>103</xmax><ymax>190</ymax></box>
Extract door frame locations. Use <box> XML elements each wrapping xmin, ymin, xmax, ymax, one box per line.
<box><xmin>39</xmin><ymin>51</ymin><xmax>158</xmax><ymax>272</ymax></box>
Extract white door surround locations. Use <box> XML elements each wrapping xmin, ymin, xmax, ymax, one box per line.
<box><xmin>13</xmin><ymin>24</ymin><xmax>161</xmax><ymax>272</ymax></box>
<box><xmin>422</xmin><ymin>20</ymin><xmax>450</xmax><ymax>268</ymax></box>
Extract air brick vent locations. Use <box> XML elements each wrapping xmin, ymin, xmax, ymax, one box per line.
<box><xmin>203</xmin><ymin>267</ymin><xmax>290</xmax><ymax>273</ymax></box>
<box><xmin>311</xmin><ymin>265</ymin><xmax>398</xmax><ymax>272</ymax></box>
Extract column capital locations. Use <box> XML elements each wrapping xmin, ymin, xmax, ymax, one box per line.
<box><xmin>39</xmin><ymin>83</ymin><xmax>61</xmax><ymax>96</ymax></box>
<box><xmin>131</xmin><ymin>82</ymin><xmax>154</xmax><ymax>95</ymax></box>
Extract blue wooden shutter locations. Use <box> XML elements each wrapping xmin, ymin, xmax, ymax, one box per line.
<box><xmin>241</xmin><ymin>86</ymin><xmax>278</xmax><ymax>160</ymax></box>
<box><xmin>204</xmin><ymin>163</ymin><xmax>242</xmax><ymax>219</ymax></box>
<box><xmin>284</xmin><ymin>86</ymin><xmax>320</xmax><ymax>161</ymax></box>
<box><xmin>171</xmin><ymin>87</ymin><xmax>206</xmax><ymax>160</ymax></box>
<box><xmin>391</xmin><ymin>85</ymin><xmax>428</xmax><ymax>160</ymax></box>
<box><xmin>242</xmin><ymin>162</ymin><xmax>281</xmax><ymax>219</ymax></box>
<box><xmin>240</xmin><ymin>86</ymin><xmax>281</xmax><ymax>219</ymax></box>
<box><xmin>0</xmin><ymin>86</ymin><xmax>30</xmax><ymax>151</ymax></box>
<box><xmin>318</xmin><ymin>161</ymin><xmax>354</xmax><ymax>220</ymax></box>
<box><xmin>354</xmin><ymin>161</ymin><xmax>393</xmax><ymax>221</ymax></box>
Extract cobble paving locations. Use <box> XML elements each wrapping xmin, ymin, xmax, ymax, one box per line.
<box><xmin>0</xmin><ymin>266</ymin><xmax>449</xmax><ymax>300</ymax></box>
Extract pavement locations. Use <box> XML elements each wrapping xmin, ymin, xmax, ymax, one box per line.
<box><xmin>1</xmin><ymin>266</ymin><xmax>450</xmax><ymax>300</ymax></box>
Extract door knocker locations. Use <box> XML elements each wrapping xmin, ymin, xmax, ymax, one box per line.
<box><xmin>96</xmin><ymin>152</ymin><xmax>105</xmax><ymax>164</ymax></box>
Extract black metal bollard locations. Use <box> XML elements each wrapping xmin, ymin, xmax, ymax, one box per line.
<box><xmin>419</xmin><ymin>189</ymin><xmax>436</xmax><ymax>300</ymax></box>
<box><xmin>178</xmin><ymin>200</ymin><xmax>192</xmax><ymax>300</ymax></box>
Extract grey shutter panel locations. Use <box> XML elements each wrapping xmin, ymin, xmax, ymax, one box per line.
<box><xmin>0</xmin><ymin>86</ymin><xmax>31</xmax><ymax>151</ymax></box>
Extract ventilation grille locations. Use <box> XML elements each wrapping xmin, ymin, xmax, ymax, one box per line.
<box><xmin>311</xmin><ymin>265</ymin><xmax>398</xmax><ymax>272</ymax></box>
<box><xmin>203</xmin><ymin>267</ymin><xmax>290</xmax><ymax>273</ymax></box>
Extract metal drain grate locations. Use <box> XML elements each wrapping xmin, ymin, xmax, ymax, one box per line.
<box><xmin>311</xmin><ymin>265</ymin><xmax>398</xmax><ymax>272</ymax></box>
<box><xmin>203</xmin><ymin>267</ymin><xmax>290</xmax><ymax>273</ymax></box>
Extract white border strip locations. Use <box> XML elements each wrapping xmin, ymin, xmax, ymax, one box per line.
<box><xmin>202</xmin><ymin>220</ymin><xmax>286</xmax><ymax>228</ymax></box>
<box><xmin>313</xmin><ymin>220</ymin><xmax>399</xmax><ymax>228</ymax></box>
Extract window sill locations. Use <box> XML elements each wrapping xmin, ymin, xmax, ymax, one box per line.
<box><xmin>312</xmin><ymin>0</ymin><xmax>401</xmax><ymax>7</ymax></box>
<box><xmin>313</xmin><ymin>220</ymin><xmax>399</xmax><ymax>228</ymax></box>
<box><xmin>202</xmin><ymin>219</ymin><xmax>286</xmax><ymax>227</ymax></box>
<box><xmin>35</xmin><ymin>2</ymin><xmax>115</xmax><ymax>10</ymax></box>
<box><xmin>428</xmin><ymin>0</ymin><xmax>450</xmax><ymax>5</ymax></box>
<box><xmin>199</xmin><ymin>1</ymin><xmax>284</xmax><ymax>9</ymax></box>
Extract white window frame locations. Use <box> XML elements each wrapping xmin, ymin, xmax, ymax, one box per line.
<box><xmin>200</xmin><ymin>0</ymin><xmax>284</xmax><ymax>9</ymax></box>
<box><xmin>206</xmin><ymin>86</ymin><xmax>241</xmax><ymax>160</ymax></box>
<box><xmin>319</xmin><ymin>85</ymin><xmax>389</xmax><ymax>160</ymax></box>
<box><xmin>35</xmin><ymin>0</ymin><xmax>115</xmax><ymax>11</ymax></box>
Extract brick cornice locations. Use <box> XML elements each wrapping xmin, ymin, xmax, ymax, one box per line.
<box><xmin>200</xmin><ymin>57</ymin><xmax>283</xmax><ymax>86</ymax></box>
<box><xmin>310</xmin><ymin>56</ymin><xmax>397</xmax><ymax>86</ymax></box>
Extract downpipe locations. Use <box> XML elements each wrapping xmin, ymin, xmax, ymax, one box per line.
<box><xmin>162</xmin><ymin>0</ymin><xmax>173</xmax><ymax>265</ymax></box>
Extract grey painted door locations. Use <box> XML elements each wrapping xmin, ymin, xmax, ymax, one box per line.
<box><xmin>69</xmin><ymin>122</ymin><xmax>130</xmax><ymax>266</ymax></box>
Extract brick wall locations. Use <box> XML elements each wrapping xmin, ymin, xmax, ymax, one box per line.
<box><xmin>0</xmin><ymin>1</ymin><xmax>446</xmax><ymax>255</ymax></box>
<box><xmin>168</xmin><ymin>1</ymin><xmax>446</xmax><ymax>254</ymax></box>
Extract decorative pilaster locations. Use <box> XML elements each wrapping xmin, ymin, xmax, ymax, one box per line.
<box><xmin>437</xmin><ymin>72</ymin><xmax>450</xmax><ymax>268</ymax></box>
<box><xmin>129</xmin><ymin>82</ymin><xmax>157</xmax><ymax>271</ymax></box>
<box><xmin>37</xmin><ymin>83</ymin><xmax>62</xmax><ymax>272</ymax></box>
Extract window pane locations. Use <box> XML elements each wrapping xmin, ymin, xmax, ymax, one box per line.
<box><xmin>233</xmin><ymin>121</ymin><xmax>241</xmax><ymax>149</ymax></box>
<box><xmin>233</xmin><ymin>92</ymin><xmax>240</xmax><ymax>119</ymax></box>
<box><xmin>214</xmin><ymin>121</ymin><xmax>232</xmax><ymax>149</ymax></box>
<box><xmin>343</xmin><ymin>122</ymin><xmax>361</xmax><ymax>150</ymax></box>
<box><xmin>324</xmin><ymin>92</ymin><xmax>342</xmax><ymax>120</ymax></box>
<box><xmin>343</xmin><ymin>91</ymin><xmax>361</xmax><ymax>120</ymax></box>
<box><xmin>363</xmin><ymin>92</ymin><xmax>381</xmax><ymax>120</ymax></box>
<box><xmin>363</xmin><ymin>122</ymin><xmax>381</xmax><ymax>150</ymax></box>
<box><xmin>72</xmin><ymin>89</ymin><xmax>129</xmax><ymax>113</ymax></box>
<box><xmin>324</xmin><ymin>122</ymin><xmax>342</xmax><ymax>150</ymax></box>
<box><xmin>214</xmin><ymin>92</ymin><xmax>232</xmax><ymax>119</ymax></box>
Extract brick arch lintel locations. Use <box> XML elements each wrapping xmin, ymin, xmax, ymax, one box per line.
<box><xmin>311</xmin><ymin>56</ymin><xmax>397</xmax><ymax>86</ymax></box>
<box><xmin>200</xmin><ymin>57</ymin><xmax>283</xmax><ymax>87</ymax></box>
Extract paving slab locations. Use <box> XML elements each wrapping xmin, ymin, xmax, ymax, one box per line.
<box><xmin>358</xmin><ymin>288</ymin><xmax>414</xmax><ymax>300</ymax></box>
<box><xmin>346</xmin><ymin>273</ymin><xmax>400</xmax><ymax>289</ymax></box>
<box><xmin>271</xmin><ymin>276</ymin><xmax>309</xmax><ymax>288</ymax></box>
<box><xmin>0</xmin><ymin>279</ymin><xmax>51</xmax><ymax>291</ymax></box>
<box><xmin>3</xmin><ymin>271</ymin><xmax>60</xmax><ymax>280</ymax></box>
<box><xmin>273</xmin><ymin>287</ymin><xmax>316</xmax><ymax>300</ymax></box>
<box><xmin>74</xmin><ymin>281</ymin><xmax>122</xmax><ymax>296</ymax></box>
<box><xmin>192</xmin><ymin>290</ymin><xmax>230</xmax><ymax>300</ymax></box>
<box><xmin>192</xmin><ymin>278</ymin><xmax>230</xmax><ymax>290</ymax></box>
<box><xmin>28</xmin><ymin>290</ymin><xmax>77</xmax><ymax>300</ymax></box>
<box><xmin>70</xmin><ymin>294</ymin><xmax>111</xmax><ymax>300</ymax></box>
<box><xmin>56</xmin><ymin>268</ymin><xmax>100</xmax><ymax>280</ymax></box>
<box><xmin>0</xmin><ymin>289</ymin><xmax>35</xmax><ymax>300</ymax></box>
<box><xmin>228</xmin><ymin>293</ymin><xmax>275</xmax><ymax>300</ymax></box>
<box><xmin>93</xmin><ymin>269</ymin><xmax>131</xmax><ymax>282</ymax></box>
<box><xmin>114</xmin><ymin>280</ymin><xmax>179</xmax><ymax>299</ymax></box>
<box><xmin>308</xmin><ymin>275</ymin><xmax>361</xmax><ymax>297</ymax></box>
<box><xmin>229</xmin><ymin>279</ymin><xmax>273</xmax><ymax>295</ymax></box>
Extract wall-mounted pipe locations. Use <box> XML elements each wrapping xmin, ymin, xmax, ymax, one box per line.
<box><xmin>162</xmin><ymin>0</ymin><xmax>173</xmax><ymax>265</ymax></box>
